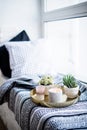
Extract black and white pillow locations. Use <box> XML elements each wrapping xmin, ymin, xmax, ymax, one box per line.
<box><xmin>0</xmin><ymin>30</ymin><xmax>30</xmax><ymax>78</ymax></box>
<box><xmin>5</xmin><ymin>42</ymin><xmax>32</xmax><ymax>77</ymax></box>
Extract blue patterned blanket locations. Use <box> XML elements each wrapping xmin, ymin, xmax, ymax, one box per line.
<box><xmin>0</xmin><ymin>75</ymin><xmax>87</xmax><ymax>130</ymax></box>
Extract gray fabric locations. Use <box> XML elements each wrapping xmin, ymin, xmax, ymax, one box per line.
<box><xmin>0</xmin><ymin>75</ymin><xmax>87</xmax><ymax>130</ymax></box>
<box><xmin>0</xmin><ymin>76</ymin><xmax>38</xmax><ymax>104</ymax></box>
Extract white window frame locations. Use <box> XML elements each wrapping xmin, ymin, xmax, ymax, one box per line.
<box><xmin>41</xmin><ymin>1</ymin><xmax>87</xmax><ymax>37</ymax></box>
<box><xmin>40</xmin><ymin>1</ymin><xmax>87</xmax><ymax>80</ymax></box>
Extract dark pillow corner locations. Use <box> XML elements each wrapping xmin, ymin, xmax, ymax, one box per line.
<box><xmin>9</xmin><ymin>30</ymin><xmax>30</xmax><ymax>41</ymax></box>
<box><xmin>0</xmin><ymin>45</ymin><xmax>11</xmax><ymax>78</ymax></box>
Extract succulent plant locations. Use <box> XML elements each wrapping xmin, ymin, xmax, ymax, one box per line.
<box><xmin>39</xmin><ymin>75</ymin><xmax>53</xmax><ymax>85</ymax></box>
<box><xmin>63</xmin><ymin>74</ymin><xmax>77</xmax><ymax>88</ymax></box>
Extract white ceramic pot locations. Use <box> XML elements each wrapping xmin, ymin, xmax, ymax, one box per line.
<box><xmin>63</xmin><ymin>85</ymin><xmax>79</xmax><ymax>98</ymax></box>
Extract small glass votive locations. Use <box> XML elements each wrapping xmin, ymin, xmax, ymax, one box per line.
<box><xmin>35</xmin><ymin>85</ymin><xmax>45</xmax><ymax>100</ymax></box>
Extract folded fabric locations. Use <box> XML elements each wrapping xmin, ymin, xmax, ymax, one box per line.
<box><xmin>0</xmin><ymin>76</ymin><xmax>39</xmax><ymax>105</ymax></box>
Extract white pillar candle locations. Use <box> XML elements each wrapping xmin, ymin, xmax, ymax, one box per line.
<box><xmin>48</xmin><ymin>87</ymin><xmax>63</xmax><ymax>103</ymax></box>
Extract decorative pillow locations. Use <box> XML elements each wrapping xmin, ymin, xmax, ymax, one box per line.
<box><xmin>0</xmin><ymin>30</ymin><xmax>30</xmax><ymax>78</ymax></box>
<box><xmin>0</xmin><ymin>45</ymin><xmax>11</xmax><ymax>77</ymax></box>
<box><xmin>5</xmin><ymin>41</ymin><xmax>52</xmax><ymax>78</ymax></box>
<box><xmin>10</xmin><ymin>30</ymin><xmax>30</xmax><ymax>41</ymax></box>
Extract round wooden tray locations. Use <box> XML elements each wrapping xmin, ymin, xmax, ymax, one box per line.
<box><xmin>30</xmin><ymin>89</ymin><xmax>80</xmax><ymax>108</ymax></box>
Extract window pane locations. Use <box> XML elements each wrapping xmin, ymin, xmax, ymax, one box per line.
<box><xmin>44</xmin><ymin>17</ymin><xmax>87</xmax><ymax>81</ymax></box>
<box><xmin>44</xmin><ymin>0</ymin><xmax>87</xmax><ymax>11</ymax></box>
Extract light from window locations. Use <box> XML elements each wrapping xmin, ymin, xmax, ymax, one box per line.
<box><xmin>44</xmin><ymin>17</ymin><xmax>87</xmax><ymax>81</ymax></box>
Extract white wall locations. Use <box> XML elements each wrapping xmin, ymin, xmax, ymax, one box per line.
<box><xmin>0</xmin><ymin>0</ymin><xmax>41</xmax><ymax>85</ymax></box>
<box><xmin>0</xmin><ymin>0</ymin><xmax>41</xmax><ymax>42</ymax></box>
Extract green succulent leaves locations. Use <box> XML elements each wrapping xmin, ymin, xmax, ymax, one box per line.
<box><xmin>39</xmin><ymin>75</ymin><xmax>53</xmax><ymax>85</ymax></box>
<box><xmin>63</xmin><ymin>74</ymin><xmax>77</xmax><ymax>88</ymax></box>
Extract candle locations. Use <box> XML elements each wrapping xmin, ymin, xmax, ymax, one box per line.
<box><xmin>35</xmin><ymin>85</ymin><xmax>45</xmax><ymax>100</ymax></box>
<box><xmin>48</xmin><ymin>87</ymin><xmax>63</xmax><ymax>103</ymax></box>
<box><xmin>36</xmin><ymin>85</ymin><xmax>45</xmax><ymax>94</ymax></box>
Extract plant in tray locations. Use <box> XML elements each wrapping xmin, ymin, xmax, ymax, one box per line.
<box><xmin>39</xmin><ymin>75</ymin><xmax>53</xmax><ymax>85</ymax></box>
<box><xmin>63</xmin><ymin>74</ymin><xmax>79</xmax><ymax>98</ymax></box>
<box><xmin>39</xmin><ymin>75</ymin><xmax>54</xmax><ymax>95</ymax></box>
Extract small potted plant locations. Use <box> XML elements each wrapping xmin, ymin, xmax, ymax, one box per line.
<box><xmin>63</xmin><ymin>74</ymin><xmax>79</xmax><ymax>98</ymax></box>
<box><xmin>39</xmin><ymin>75</ymin><xmax>54</xmax><ymax>95</ymax></box>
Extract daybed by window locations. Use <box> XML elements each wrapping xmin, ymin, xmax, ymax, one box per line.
<box><xmin>0</xmin><ymin>35</ymin><xmax>87</xmax><ymax>130</ymax></box>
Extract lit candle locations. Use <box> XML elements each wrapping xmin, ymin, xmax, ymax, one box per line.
<box><xmin>48</xmin><ymin>87</ymin><xmax>63</xmax><ymax>103</ymax></box>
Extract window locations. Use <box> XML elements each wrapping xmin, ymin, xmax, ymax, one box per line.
<box><xmin>41</xmin><ymin>1</ymin><xmax>87</xmax><ymax>81</ymax></box>
<box><xmin>44</xmin><ymin>0</ymin><xmax>87</xmax><ymax>11</ymax></box>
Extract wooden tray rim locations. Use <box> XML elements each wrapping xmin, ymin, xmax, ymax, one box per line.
<box><xmin>30</xmin><ymin>88</ymin><xmax>80</xmax><ymax>108</ymax></box>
